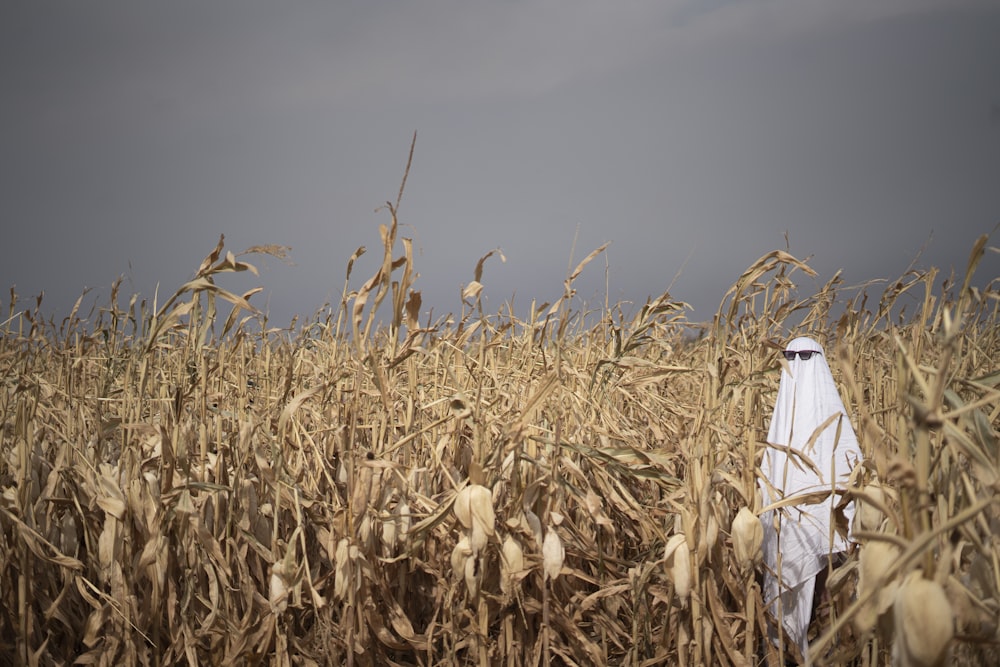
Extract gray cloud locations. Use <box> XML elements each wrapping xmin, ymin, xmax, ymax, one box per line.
<box><xmin>2</xmin><ymin>1</ymin><xmax>998</xmax><ymax>328</ymax></box>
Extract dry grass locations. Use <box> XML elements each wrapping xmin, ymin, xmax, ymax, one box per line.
<box><xmin>1</xmin><ymin>172</ymin><xmax>998</xmax><ymax>665</ymax></box>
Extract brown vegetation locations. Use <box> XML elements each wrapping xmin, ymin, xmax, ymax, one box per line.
<box><xmin>1</xmin><ymin>175</ymin><xmax>998</xmax><ymax>665</ymax></box>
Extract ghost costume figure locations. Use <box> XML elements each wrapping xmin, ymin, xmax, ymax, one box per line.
<box><xmin>760</xmin><ymin>336</ymin><xmax>862</xmax><ymax>659</ymax></box>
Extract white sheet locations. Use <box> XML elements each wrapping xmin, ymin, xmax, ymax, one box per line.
<box><xmin>760</xmin><ymin>336</ymin><xmax>862</xmax><ymax>658</ymax></box>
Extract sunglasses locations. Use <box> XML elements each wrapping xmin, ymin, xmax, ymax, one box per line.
<box><xmin>783</xmin><ymin>350</ymin><xmax>821</xmax><ymax>361</ymax></box>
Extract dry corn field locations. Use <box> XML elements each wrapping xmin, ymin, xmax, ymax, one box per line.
<box><xmin>1</xmin><ymin>209</ymin><xmax>998</xmax><ymax>665</ymax></box>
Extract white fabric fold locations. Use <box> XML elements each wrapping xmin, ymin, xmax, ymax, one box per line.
<box><xmin>760</xmin><ymin>336</ymin><xmax>862</xmax><ymax>659</ymax></box>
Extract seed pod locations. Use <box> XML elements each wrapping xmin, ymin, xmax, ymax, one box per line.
<box><xmin>731</xmin><ymin>507</ymin><xmax>763</xmax><ymax>572</ymax></box>
<box><xmin>893</xmin><ymin>571</ymin><xmax>953</xmax><ymax>667</ymax></box>
<box><xmin>584</xmin><ymin>488</ymin><xmax>615</xmax><ymax>534</ymax></box>
<box><xmin>664</xmin><ymin>533</ymin><xmax>691</xmax><ymax>601</ymax></box>
<box><xmin>542</xmin><ymin>526</ymin><xmax>565</xmax><ymax>581</ymax></box>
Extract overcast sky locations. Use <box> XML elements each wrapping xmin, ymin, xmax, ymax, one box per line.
<box><xmin>2</xmin><ymin>1</ymin><xmax>999</xmax><ymax>330</ymax></box>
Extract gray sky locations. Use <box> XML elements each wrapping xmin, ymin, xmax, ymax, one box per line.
<box><xmin>3</xmin><ymin>1</ymin><xmax>999</xmax><ymax>329</ymax></box>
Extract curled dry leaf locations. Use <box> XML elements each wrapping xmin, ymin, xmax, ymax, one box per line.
<box><xmin>462</xmin><ymin>281</ymin><xmax>483</xmax><ymax>302</ymax></box>
<box><xmin>97</xmin><ymin>515</ymin><xmax>119</xmax><ymax>578</ymax></box>
<box><xmin>584</xmin><ymin>489</ymin><xmax>615</xmax><ymax>533</ymax></box>
<box><xmin>944</xmin><ymin>574</ymin><xmax>994</xmax><ymax>639</ymax></box>
<box><xmin>96</xmin><ymin>466</ymin><xmax>126</xmax><ymax>520</ymax></box>
<box><xmin>522</xmin><ymin>509</ymin><xmax>543</xmax><ymax>549</ymax></box>
<box><xmin>82</xmin><ymin>607</ymin><xmax>107</xmax><ymax>649</ymax></box>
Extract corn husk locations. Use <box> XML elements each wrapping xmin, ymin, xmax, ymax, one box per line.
<box><xmin>854</xmin><ymin>480</ymin><xmax>888</xmax><ymax>534</ymax></box>
<box><xmin>454</xmin><ymin>484</ymin><xmax>495</xmax><ymax>553</ymax></box>
<box><xmin>856</xmin><ymin>541</ymin><xmax>901</xmax><ymax>634</ymax></box>
<box><xmin>269</xmin><ymin>561</ymin><xmax>290</xmax><ymax>614</ymax></box>
<box><xmin>464</xmin><ymin>552</ymin><xmax>480</xmax><ymax>598</ymax></box>
<box><xmin>542</xmin><ymin>526</ymin><xmax>565</xmax><ymax>581</ymax></box>
<box><xmin>731</xmin><ymin>506</ymin><xmax>762</xmax><ymax>572</ymax></box>
<box><xmin>664</xmin><ymin>533</ymin><xmax>691</xmax><ymax>601</ymax></box>
<box><xmin>893</xmin><ymin>571</ymin><xmax>953</xmax><ymax>667</ymax></box>
<box><xmin>451</xmin><ymin>535</ymin><xmax>473</xmax><ymax>580</ymax></box>
<box><xmin>334</xmin><ymin>538</ymin><xmax>356</xmax><ymax>600</ymax></box>
<box><xmin>501</xmin><ymin>534</ymin><xmax>525</xmax><ymax>595</ymax></box>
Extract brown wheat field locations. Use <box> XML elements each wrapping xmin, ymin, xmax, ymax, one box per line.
<box><xmin>1</xmin><ymin>176</ymin><xmax>998</xmax><ymax>666</ymax></box>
